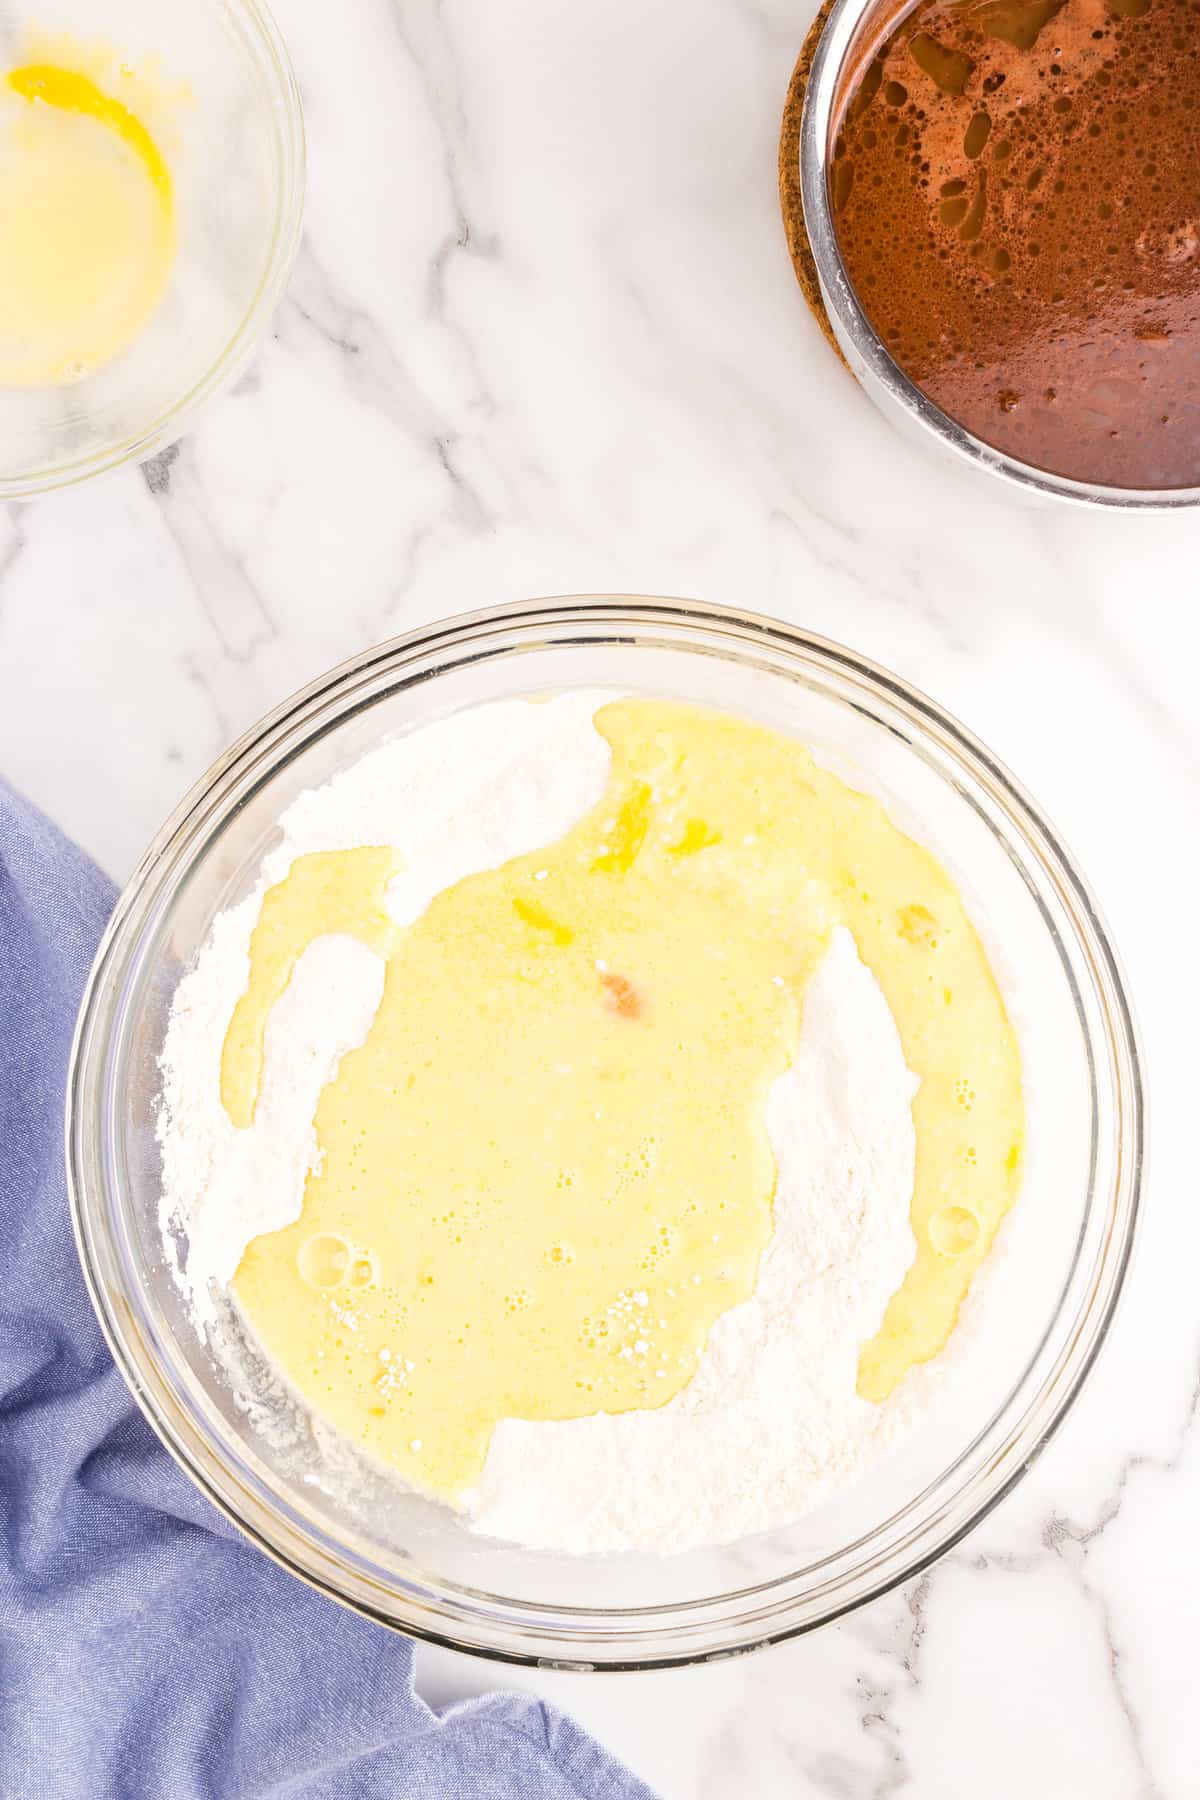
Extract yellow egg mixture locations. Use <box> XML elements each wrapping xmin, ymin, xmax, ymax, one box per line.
<box><xmin>223</xmin><ymin>699</ymin><xmax>1024</xmax><ymax>1502</ymax></box>
<box><xmin>0</xmin><ymin>42</ymin><xmax>176</xmax><ymax>387</ymax></box>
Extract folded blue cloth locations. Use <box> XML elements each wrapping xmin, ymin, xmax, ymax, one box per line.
<box><xmin>0</xmin><ymin>780</ymin><xmax>656</xmax><ymax>1800</ymax></box>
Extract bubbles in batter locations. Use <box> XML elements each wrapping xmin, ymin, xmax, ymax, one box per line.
<box><xmin>224</xmin><ymin>700</ymin><xmax>1025</xmax><ymax>1499</ymax></box>
<box><xmin>832</xmin><ymin>0</ymin><xmax>1200</xmax><ymax>488</ymax></box>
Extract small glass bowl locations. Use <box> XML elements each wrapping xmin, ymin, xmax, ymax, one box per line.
<box><xmin>797</xmin><ymin>0</ymin><xmax>1200</xmax><ymax>510</ymax></box>
<box><xmin>68</xmin><ymin>598</ymin><xmax>1142</xmax><ymax>1669</ymax></box>
<box><xmin>0</xmin><ymin>0</ymin><xmax>303</xmax><ymax>498</ymax></box>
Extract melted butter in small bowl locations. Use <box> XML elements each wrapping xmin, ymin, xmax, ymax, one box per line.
<box><xmin>0</xmin><ymin>46</ymin><xmax>180</xmax><ymax>387</ymax></box>
<box><xmin>0</xmin><ymin>2</ymin><xmax>303</xmax><ymax>498</ymax></box>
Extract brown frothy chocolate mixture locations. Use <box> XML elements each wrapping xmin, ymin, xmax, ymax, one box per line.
<box><xmin>832</xmin><ymin>0</ymin><xmax>1200</xmax><ymax>489</ymax></box>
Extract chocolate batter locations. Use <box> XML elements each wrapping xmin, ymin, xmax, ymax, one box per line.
<box><xmin>832</xmin><ymin>0</ymin><xmax>1200</xmax><ymax>488</ymax></box>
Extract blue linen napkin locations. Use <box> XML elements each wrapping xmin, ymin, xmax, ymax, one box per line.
<box><xmin>0</xmin><ymin>779</ymin><xmax>657</xmax><ymax>1800</ymax></box>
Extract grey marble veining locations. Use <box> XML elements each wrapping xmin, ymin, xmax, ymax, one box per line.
<box><xmin>3</xmin><ymin>2</ymin><xmax>1196</xmax><ymax>1793</ymax></box>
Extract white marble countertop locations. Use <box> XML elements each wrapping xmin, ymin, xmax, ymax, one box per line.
<box><xmin>3</xmin><ymin>2</ymin><xmax>1196</xmax><ymax>1793</ymax></box>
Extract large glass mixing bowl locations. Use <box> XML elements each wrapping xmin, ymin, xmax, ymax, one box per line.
<box><xmin>67</xmin><ymin>598</ymin><xmax>1142</xmax><ymax>1668</ymax></box>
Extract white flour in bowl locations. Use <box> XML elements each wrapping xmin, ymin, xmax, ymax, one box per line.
<box><xmin>157</xmin><ymin>691</ymin><xmax>992</xmax><ymax>1554</ymax></box>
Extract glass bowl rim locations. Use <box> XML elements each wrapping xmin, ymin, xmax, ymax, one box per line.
<box><xmin>796</xmin><ymin>0</ymin><xmax>1200</xmax><ymax>512</ymax></box>
<box><xmin>67</xmin><ymin>595</ymin><xmax>1144</xmax><ymax>1669</ymax></box>
<box><xmin>0</xmin><ymin>0</ymin><xmax>306</xmax><ymax>501</ymax></box>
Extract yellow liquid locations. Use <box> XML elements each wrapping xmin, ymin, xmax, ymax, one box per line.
<box><xmin>226</xmin><ymin>700</ymin><xmax>1025</xmax><ymax>1501</ymax></box>
<box><xmin>0</xmin><ymin>58</ymin><xmax>176</xmax><ymax>386</ymax></box>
